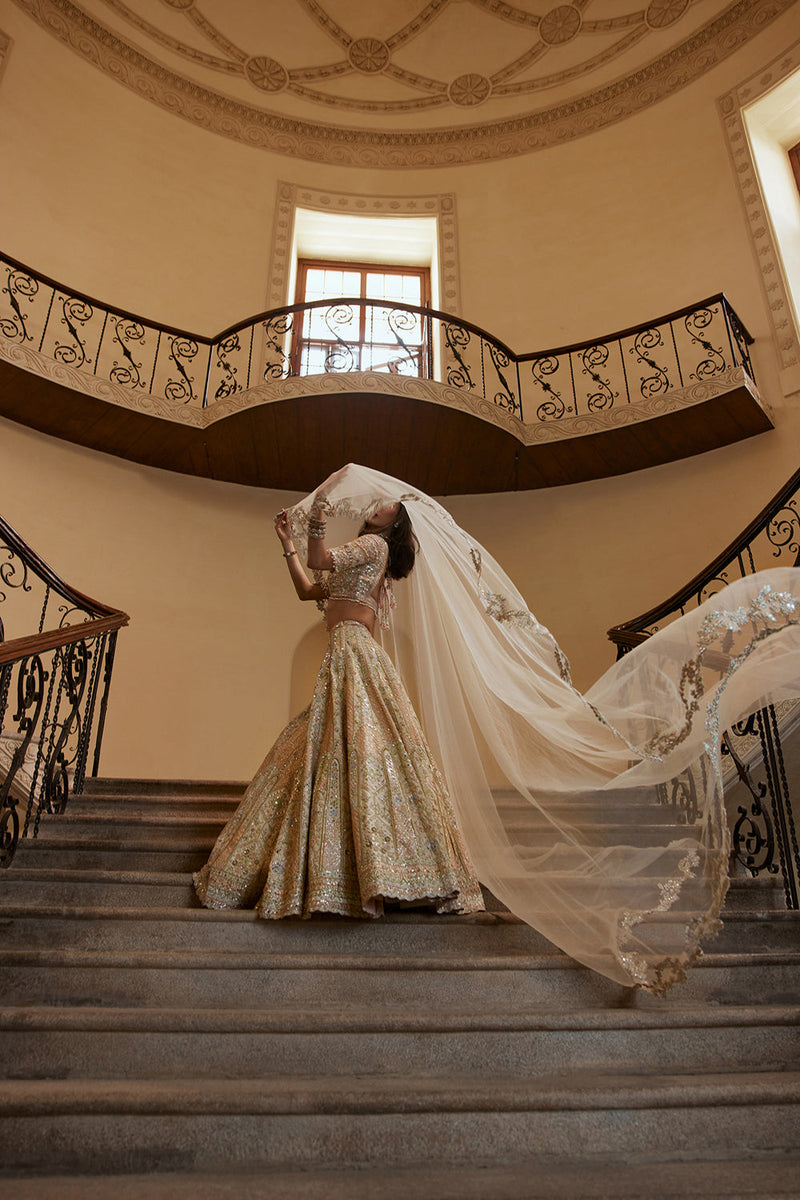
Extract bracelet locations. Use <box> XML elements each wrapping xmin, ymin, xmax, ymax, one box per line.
<box><xmin>283</xmin><ymin>549</ymin><xmax>297</xmax><ymax>558</ymax></box>
<box><xmin>308</xmin><ymin>517</ymin><xmax>327</xmax><ymax>540</ymax></box>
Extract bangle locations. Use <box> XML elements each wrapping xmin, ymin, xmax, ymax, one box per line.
<box><xmin>308</xmin><ymin>517</ymin><xmax>326</xmax><ymax>540</ymax></box>
<box><xmin>283</xmin><ymin>549</ymin><xmax>297</xmax><ymax>558</ymax></box>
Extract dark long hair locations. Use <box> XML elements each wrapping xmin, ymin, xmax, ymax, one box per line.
<box><xmin>361</xmin><ymin>503</ymin><xmax>418</xmax><ymax>580</ymax></box>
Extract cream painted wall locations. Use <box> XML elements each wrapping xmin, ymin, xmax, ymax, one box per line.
<box><xmin>2</xmin><ymin>408</ymin><xmax>798</xmax><ymax>779</ymax></box>
<box><xmin>1</xmin><ymin>4</ymin><xmax>799</xmax><ymax>777</ymax></box>
<box><xmin>0</xmin><ymin>416</ymin><xmax>315</xmax><ymax>780</ymax></box>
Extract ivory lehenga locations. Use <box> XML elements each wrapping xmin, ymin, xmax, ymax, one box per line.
<box><xmin>193</xmin><ymin>534</ymin><xmax>484</xmax><ymax>919</ymax></box>
<box><xmin>197</xmin><ymin>464</ymin><xmax>800</xmax><ymax>995</ymax></box>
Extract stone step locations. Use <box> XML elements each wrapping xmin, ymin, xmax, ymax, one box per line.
<box><xmin>9</xmin><ymin>839</ymin><xmax>212</xmax><ymax>872</ymax></box>
<box><xmin>1</xmin><ymin>1003</ymin><xmax>797</xmax><ymax>1081</ymax></box>
<box><xmin>1</xmin><ymin>904</ymin><xmax>797</xmax><ymax>956</ymax></box>
<box><xmin>0</xmin><ymin>869</ymin><xmax>201</xmax><ymax>907</ymax></box>
<box><xmin>35</xmin><ymin>816</ymin><xmax>229</xmax><ymax>841</ymax></box>
<box><xmin>0</xmin><ymin>866</ymin><xmax>784</xmax><ymax>916</ymax></box>
<box><xmin>1</xmin><ymin>1072</ymin><xmax>798</xmax><ymax>1176</ymax></box>
<box><xmin>0</xmin><ymin>907</ymin><xmax>555</xmax><ymax>954</ymax></box>
<box><xmin>7</xmin><ymin>1159</ymin><xmax>800</xmax><ymax>1200</ymax></box>
<box><xmin>34</xmin><ymin>811</ymin><xmax>695</xmax><ymax>852</ymax></box>
<box><xmin>83</xmin><ymin>779</ymin><xmax>247</xmax><ymax>798</ymax></box>
<box><xmin>2</xmin><ymin>945</ymin><xmax>799</xmax><ymax>1009</ymax></box>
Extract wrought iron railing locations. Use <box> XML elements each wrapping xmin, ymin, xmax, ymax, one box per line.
<box><xmin>1</xmin><ymin>251</ymin><xmax>755</xmax><ymax>426</ymax></box>
<box><xmin>608</xmin><ymin>468</ymin><xmax>800</xmax><ymax>908</ymax></box>
<box><xmin>0</xmin><ymin>516</ymin><xmax>129</xmax><ymax>867</ymax></box>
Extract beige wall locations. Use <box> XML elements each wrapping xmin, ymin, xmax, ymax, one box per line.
<box><xmin>1</xmin><ymin>5</ymin><xmax>799</xmax><ymax>778</ymax></box>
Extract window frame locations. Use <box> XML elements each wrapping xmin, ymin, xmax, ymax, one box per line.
<box><xmin>790</xmin><ymin>138</ymin><xmax>800</xmax><ymax>196</ymax></box>
<box><xmin>292</xmin><ymin>258</ymin><xmax>432</xmax><ymax>378</ymax></box>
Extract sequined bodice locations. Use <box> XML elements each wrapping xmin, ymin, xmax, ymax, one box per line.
<box><xmin>327</xmin><ymin>534</ymin><xmax>388</xmax><ymax>609</ymax></box>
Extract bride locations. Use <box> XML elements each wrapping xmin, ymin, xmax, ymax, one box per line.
<box><xmin>196</xmin><ymin>463</ymin><xmax>800</xmax><ymax>995</ymax></box>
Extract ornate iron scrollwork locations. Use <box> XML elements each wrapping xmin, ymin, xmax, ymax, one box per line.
<box><xmin>110</xmin><ymin>318</ymin><xmax>146</xmax><ymax>389</ymax></box>
<box><xmin>1</xmin><ymin>267</ymin><xmax>38</xmax><ymax>343</ymax></box>
<box><xmin>581</xmin><ymin>343</ymin><xmax>617</xmax><ymax>412</ymax></box>
<box><xmin>214</xmin><ymin>333</ymin><xmax>242</xmax><ymax>399</ymax></box>
<box><xmin>386</xmin><ymin>308</ymin><xmax>421</xmax><ymax>375</ymax></box>
<box><xmin>263</xmin><ymin>312</ymin><xmax>294</xmax><ymax>380</ymax></box>
<box><xmin>724</xmin><ymin>722</ymin><xmax>779</xmax><ymax>879</ymax></box>
<box><xmin>686</xmin><ymin>307</ymin><xmax>725</xmax><ymax>381</ymax></box>
<box><xmin>444</xmin><ymin>323</ymin><xmax>473</xmax><ymax>390</ymax></box>
<box><xmin>631</xmin><ymin>327</ymin><xmax>670</xmax><ymax>398</ymax></box>
<box><xmin>657</xmin><ymin>764</ymin><xmax>701</xmax><ymax>825</ymax></box>
<box><xmin>166</xmin><ymin>336</ymin><xmax>198</xmax><ymax>403</ymax></box>
<box><xmin>724</xmin><ymin>303</ymin><xmax>754</xmax><ymax>377</ymax></box>
<box><xmin>766</xmin><ymin>500</ymin><xmax>800</xmax><ymax>563</ymax></box>
<box><xmin>54</xmin><ymin>296</ymin><xmax>94</xmax><ymax>370</ymax></box>
<box><xmin>0</xmin><ymin>512</ymin><xmax>127</xmax><ymax>868</ymax></box>
<box><xmin>42</xmin><ymin>640</ymin><xmax>89</xmax><ymax>817</ymax></box>
<box><xmin>0</xmin><ymin>654</ymin><xmax>46</xmax><ymax>867</ymax></box>
<box><xmin>488</xmin><ymin>343</ymin><xmax>517</xmax><ymax>414</ymax></box>
<box><xmin>323</xmin><ymin>304</ymin><xmax>357</xmax><ymax>373</ymax></box>
<box><xmin>531</xmin><ymin>355</ymin><xmax>564</xmax><ymax>421</ymax></box>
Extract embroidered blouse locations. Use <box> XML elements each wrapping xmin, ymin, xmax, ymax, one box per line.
<box><xmin>317</xmin><ymin>533</ymin><xmax>394</xmax><ymax>626</ymax></box>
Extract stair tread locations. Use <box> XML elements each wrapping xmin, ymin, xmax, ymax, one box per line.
<box><xmin>7</xmin><ymin>1160</ymin><xmax>800</xmax><ymax>1200</ymax></box>
<box><xmin>2</xmin><ymin>1002</ymin><xmax>798</xmax><ymax>1033</ymax></box>
<box><xmin>2</xmin><ymin>1070</ymin><xmax>799</xmax><ymax>1116</ymax></box>
<box><xmin>2</xmin><ymin>945</ymin><xmax>799</xmax><ymax>970</ymax></box>
<box><xmin>2</xmin><ymin>901</ymin><xmax>796</xmax><ymax>924</ymax></box>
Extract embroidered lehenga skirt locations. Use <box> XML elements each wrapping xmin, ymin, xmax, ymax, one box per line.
<box><xmin>194</xmin><ymin>621</ymin><xmax>484</xmax><ymax>918</ymax></box>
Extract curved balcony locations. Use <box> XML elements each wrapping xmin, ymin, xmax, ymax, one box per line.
<box><xmin>0</xmin><ymin>252</ymin><xmax>771</xmax><ymax>494</ymax></box>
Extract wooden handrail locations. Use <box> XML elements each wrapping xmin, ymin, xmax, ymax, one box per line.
<box><xmin>608</xmin><ymin>465</ymin><xmax>800</xmax><ymax>646</ymax></box>
<box><xmin>0</xmin><ymin>513</ymin><xmax>123</xmax><ymax>624</ymax></box>
<box><xmin>0</xmin><ymin>249</ymin><xmax>753</xmax><ymax>372</ymax></box>
<box><xmin>0</xmin><ymin>612</ymin><xmax>129</xmax><ymax>668</ymax></box>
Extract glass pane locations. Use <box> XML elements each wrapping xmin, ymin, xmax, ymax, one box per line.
<box><xmin>367</xmin><ymin>272</ymin><xmax>422</xmax><ymax>305</ymax></box>
<box><xmin>364</xmin><ymin>343</ymin><xmax>421</xmax><ymax>375</ymax></box>
<box><xmin>368</xmin><ymin>305</ymin><xmax>422</xmax><ymax>344</ymax></box>
<box><xmin>307</xmin><ymin>303</ymin><xmax>359</xmax><ymax>341</ymax></box>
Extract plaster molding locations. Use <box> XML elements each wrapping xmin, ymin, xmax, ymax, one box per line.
<box><xmin>12</xmin><ymin>0</ymin><xmax>800</xmax><ymax>166</ymax></box>
<box><xmin>0</xmin><ymin>24</ymin><xmax>12</xmax><ymax>88</ymax></box>
<box><xmin>1</xmin><ymin>333</ymin><xmax>766</xmax><ymax>447</ymax></box>
<box><xmin>0</xmin><ymin>336</ymin><xmax>205</xmax><ymax>427</ymax></box>
<box><xmin>718</xmin><ymin>39</ymin><xmax>800</xmax><ymax>377</ymax></box>
<box><xmin>266</xmin><ymin>183</ymin><xmax>462</xmax><ymax>315</ymax></box>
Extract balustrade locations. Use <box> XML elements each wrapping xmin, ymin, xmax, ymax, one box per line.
<box><xmin>608</xmin><ymin>469</ymin><xmax>800</xmax><ymax>908</ymax></box>
<box><xmin>1</xmin><ymin>252</ymin><xmax>755</xmax><ymax>428</ymax></box>
<box><xmin>0</xmin><ymin>517</ymin><xmax>128</xmax><ymax>867</ymax></box>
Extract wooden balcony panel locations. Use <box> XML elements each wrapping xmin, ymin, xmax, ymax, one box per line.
<box><xmin>0</xmin><ymin>352</ymin><xmax>772</xmax><ymax>495</ymax></box>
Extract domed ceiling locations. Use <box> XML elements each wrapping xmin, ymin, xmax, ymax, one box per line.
<box><xmin>10</xmin><ymin>0</ymin><xmax>795</xmax><ymax>165</ymax></box>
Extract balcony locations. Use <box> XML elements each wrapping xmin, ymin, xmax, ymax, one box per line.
<box><xmin>0</xmin><ymin>253</ymin><xmax>772</xmax><ymax>494</ymax></box>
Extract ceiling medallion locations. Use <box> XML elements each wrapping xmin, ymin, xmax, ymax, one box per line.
<box><xmin>539</xmin><ymin>6</ymin><xmax>582</xmax><ymax>46</ymax></box>
<box><xmin>347</xmin><ymin>38</ymin><xmax>390</xmax><ymax>74</ymax></box>
<box><xmin>645</xmin><ymin>0</ymin><xmax>691</xmax><ymax>28</ymax></box>
<box><xmin>245</xmin><ymin>56</ymin><xmax>289</xmax><ymax>93</ymax></box>
<box><xmin>448</xmin><ymin>74</ymin><xmax>492</xmax><ymax>107</ymax></box>
<box><xmin>13</xmin><ymin>0</ymin><xmax>798</xmax><ymax>167</ymax></box>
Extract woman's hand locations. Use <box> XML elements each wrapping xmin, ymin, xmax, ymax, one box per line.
<box><xmin>313</xmin><ymin>464</ymin><xmax>350</xmax><ymax>510</ymax></box>
<box><xmin>273</xmin><ymin>509</ymin><xmax>293</xmax><ymax>547</ymax></box>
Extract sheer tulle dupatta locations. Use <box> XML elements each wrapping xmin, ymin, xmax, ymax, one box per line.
<box><xmin>289</xmin><ymin>465</ymin><xmax>800</xmax><ymax>993</ymax></box>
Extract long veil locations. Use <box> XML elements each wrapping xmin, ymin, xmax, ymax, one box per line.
<box><xmin>289</xmin><ymin>464</ymin><xmax>800</xmax><ymax>994</ymax></box>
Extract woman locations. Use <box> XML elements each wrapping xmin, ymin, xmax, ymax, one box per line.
<box><xmin>193</xmin><ymin>477</ymin><xmax>484</xmax><ymax>920</ymax></box>
<box><xmin>197</xmin><ymin>464</ymin><xmax>800</xmax><ymax>995</ymax></box>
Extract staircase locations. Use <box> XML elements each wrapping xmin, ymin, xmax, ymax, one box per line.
<box><xmin>1</xmin><ymin>779</ymin><xmax>799</xmax><ymax>1198</ymax></box>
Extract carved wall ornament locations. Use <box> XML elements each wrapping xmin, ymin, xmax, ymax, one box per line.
<box><xmin>0</xmin><ymin>23</ymin><xmax>11</xmax><ymax>88</ymax></box>
<box><xmin>266</xmin><ymin>183</ymin><xmax>463</xmax><ymax>316</ymax></box>
<box><xmin>719</xmin><ymin>38</ymin><xmax>800</xmax><ymax>380</ymax></box>
<box><xmin>9</xmin><ymin>0</ymin><xmax>800</xmax><ymax>165</ymax></box>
